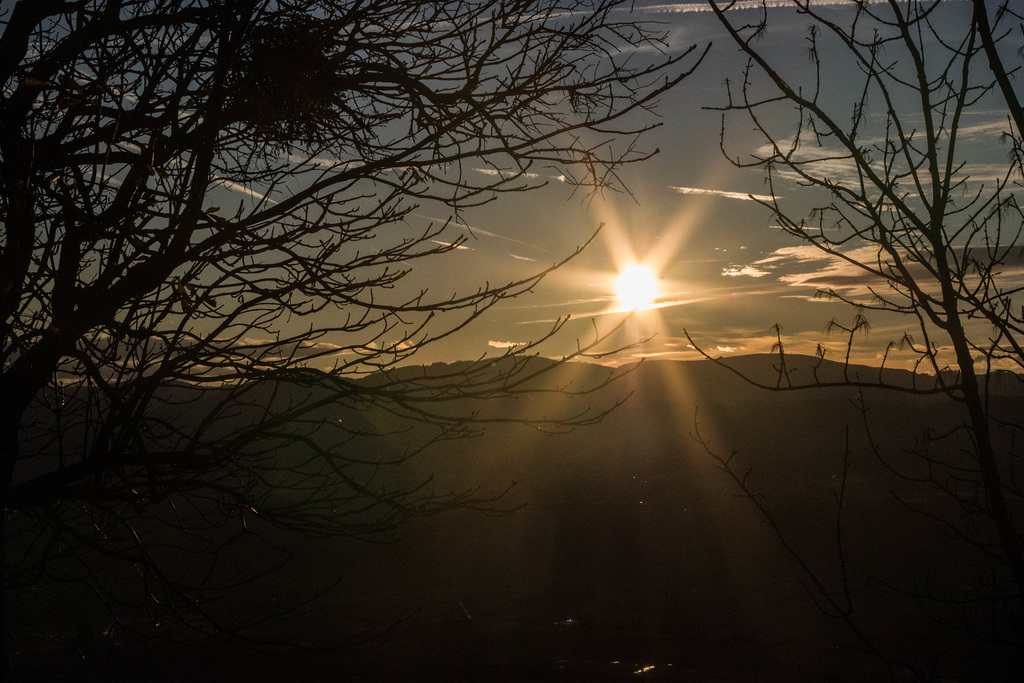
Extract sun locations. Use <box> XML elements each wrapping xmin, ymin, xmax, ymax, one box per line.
<box><xmin>615</xmin><ymin>264</ymin><xmax>659</xmax><ymax>310</ymax></box>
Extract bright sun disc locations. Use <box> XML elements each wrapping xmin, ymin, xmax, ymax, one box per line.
<box><xmin>615</xmin><ymin>265</ymin><xmax>659</xmax><ymax>310</ymax></box>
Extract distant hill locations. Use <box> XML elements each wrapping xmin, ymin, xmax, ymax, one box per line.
<box><xmin>622</xmin><ymin>352</ymin><xmax>1023</xmax><ymax>396</ymax></box>
<box><xmin>7</xmin><ymin>353</ymin><xmax>1022</xmax><ymax>681</ymax></box>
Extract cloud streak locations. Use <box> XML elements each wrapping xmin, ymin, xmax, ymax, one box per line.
<box><xmin>671</xmin><ymin>185</ymin><xmax>775</xmax><ymax>202</ymax></box>
<box><xmin>474</xmin><ymin>167</ymin><xmax>566</xmax><ymax>183</ymax></box>
<box><xmin>212</xmin><ymin>178</ymin><xmax>278</xmax><ymax>204</ymax></box>
<box><xmin>640</xmin><ymin>1</ymin><xmax>896</xmax><ymax>13</ymax></box>
<box><xmin>722</xmin><ymin>265</ymin><xmax>770</xmax><ymax>277</ymax></box>
<box><xmin>430</xmin><ymin>239</ymin><xmax>470</xmax><ymax>251</ymax></box>
<box><xmin>488</xmin><ymin>340</ymin><xmax>522</xmax><ymax>349</ymax></box>
<box><xmin>474</xmin><ymin>167</ymin><xmax>542</xmax><ymax>179</ymax></box>
<box><xmin>514</xmin><ymin>296</ymin><xmax>713</xmax><ymax>325</ymax></box>
<box><xmin>416</xmin><ymin>213</ymin><xmax>555</xmax><ymax>254</ymax></box>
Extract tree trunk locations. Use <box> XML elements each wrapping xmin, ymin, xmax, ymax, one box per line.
<box><xmin>947</xmin><ymin>315</ymin><xmax>1024</xmax><ymax>602</ymax></box>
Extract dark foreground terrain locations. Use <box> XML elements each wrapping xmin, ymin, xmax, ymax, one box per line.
<box><xmin>6</xmin><ymin>356</ymin><xmax>1023</xmax><ymax>680</ymax></box>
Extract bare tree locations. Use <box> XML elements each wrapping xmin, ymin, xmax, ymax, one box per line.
<box><xmin>687</xmin><ymin>0</ymin><xmax>1023</xmax><ymax>668</ymax></box>
<box><xmin>0</xmin><ymin>0</ymin><xmax>707</xmax><ymax>647</ymax></box>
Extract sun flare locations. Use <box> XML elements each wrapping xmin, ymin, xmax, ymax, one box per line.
<box><xmin>615</xmin><ymin>264</ymin><xmax>659</xmax><ymax>310</ymax></box>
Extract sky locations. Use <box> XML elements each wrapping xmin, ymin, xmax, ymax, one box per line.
<box><xmin>367</xmin><ymin>0</ymin><xmax>1022</xmax><ymax>371</ymax></box>
<box><xmin>205</xmin><ymin>0</ymin><xmax>1019</xmax><ymax>373</ymax></box>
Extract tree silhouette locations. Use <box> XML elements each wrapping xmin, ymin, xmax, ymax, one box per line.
<box><xmin>0</xmin><ymin>0</ymin><xmax>706</xmax><ymax>647</ymax></box>
<box><xmin>689</xmin><ymin>0</ymin><xmax>1023</xmax><ymax>670</ymax></box>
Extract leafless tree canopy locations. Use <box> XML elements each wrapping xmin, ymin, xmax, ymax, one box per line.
<box><xmin>689</xmin><ymin>0</ymin><xmax>1024</xmax><ymax>665</ymax></box>
<box><xmin>0</xmin><ymin>0</ymin><xmax>706</xmax><ymax>641</ymax></box>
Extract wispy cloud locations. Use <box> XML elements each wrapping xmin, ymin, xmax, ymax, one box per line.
<box><xmin>416</xmin><ymin>213</ymin><xmax>554</xmax><ymax>254</ymax></box>
<box><xmin>509</xmin><ymin>253</ymin><xmax>537</xmax><ymax>262</ymax></box>
<box><xmin>514</xmin><ymin>296</ymin><xmax>711</xmax><ymax>325</ymax></box>
<box><xmin>727</xmin><ymin>242</ymin><xmax>1024</xmax><ymax>306</ymax></box>
<box><xmin>488</xmin><ymin>340</ymin><xmax>522</xmax><ymax>349</ymax></box>
<box><xmin>286</xmin><ymin>153</ymin><xmax>362</xmax><ymax>170</ymax></box>
<box><xmin>233</xmin><ymin>338</ymin><xmax>352</xmax><ymax>361</ymax></box>
<box><xmin>956</xmin><ymin>119</ymin><xmax>1016</xmax><ymax>139</ymax></box>
<box><xmin>740</xmin><ymin>245</ymin><xmax>888</xmax><ymax>298</ymax></box>
<box><xmin>474</xmin><ymin>167</ymin><xmax>542</xmax><ymax>179</ymax></box>
<box><xmin>474</xmin><ymin>167</ymin><xmax>568</xmax><ymax>183</ymax></box>
<box><xmin>722</xmin><ymin>265</ymin><xmax>770</xmax><ymax>277</ymax></box>
<box><xmin>671</xmin><ymin>185</ymin><xmax>775</xmax><ymax>202</ymax></box>
<box><xmin>753</xmin><ymin>245</ymin><xmax>831</xmax><ymax>266</ymax></box>
<box><xmin>212</xmin><ymin>178</ymin><xmax>278</xmax><ymax>204</ymax></box>
<box><xmin>430</xmin><ymin>239</ymin><xmax>470</xmax><ymax>251</ymax></box>
<box><xmin>751</xmin><ymin>106</ymin><xmax>1011</xmax><ymax>190</ymax></box>
<box><xmin>640</xmin><ymin>1</ymin><xmax>894</xmax><ymax>13</ymax></box>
